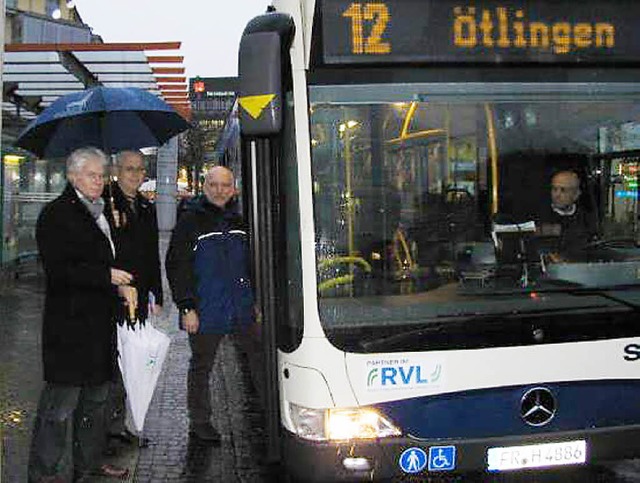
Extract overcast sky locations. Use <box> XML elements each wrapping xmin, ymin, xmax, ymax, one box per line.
<box><xmin>73</xmin><ymin>0</ymin><xmax>272</xmax><ymax>79</ymax></box>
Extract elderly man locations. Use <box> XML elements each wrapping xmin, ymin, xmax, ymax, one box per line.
<box><xmin>538</xmin><ymin>169</ymin><xmax>597</xmax><ymax>260</ymax></box>
<box><xmin>28</xmin><ymin>147</ymin><xmax>135</xmax><ymax>482</ymax></box>
<box><xmin>166</xmin><ymin>166</ymin><xmax>258</xmax><ymax>443</ymax></box>
<box><xmin>102</xmin><ymin>150</ymin><xmax>163</xmax><ymax>448</ymax></box>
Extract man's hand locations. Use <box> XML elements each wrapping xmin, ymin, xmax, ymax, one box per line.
<box><xmin>182</xmin><ymin>310</ymin><xmax>199</xmax><ymax>334</ymax></box>
<box><xmin>118</xmin><ymin>285</ymin><xmax>138</xmax><ymax>321</ymax></box>
<box><xmin>111</xmin><ymin>268</ymin><xmax>133</xmax><ymax>286</ymax></box>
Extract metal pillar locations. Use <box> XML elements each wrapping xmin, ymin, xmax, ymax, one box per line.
<box><xmin>156</xmin><ymin>136</ymin><xmax>178</xmax><ymax>232</ymax></box>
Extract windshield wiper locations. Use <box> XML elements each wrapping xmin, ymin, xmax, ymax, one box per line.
<box><xmin>359</xmin><ymin>315</ymin><xmax>488</xmax><ymax>352</ymax></box>
<box><xmin>357</xmin><ymin>305</ymin><xmax>609</xmax><ymax>352</ymax></box>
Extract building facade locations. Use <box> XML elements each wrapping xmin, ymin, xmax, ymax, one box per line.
<box><xmin>185</xmin><ymin>76</ymin><xmax>237</xmax><ymax>191</ymax></box>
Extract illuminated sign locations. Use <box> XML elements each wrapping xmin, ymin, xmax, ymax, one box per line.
<box><xmin>616</xmin><ymin>190</ymin><xmax>638</xmax><ymax>199</ymax></box>
<box><xmin>322</xmin><ymin>0</ymin><xmax>640</xmax><ymax>64</ymax></box>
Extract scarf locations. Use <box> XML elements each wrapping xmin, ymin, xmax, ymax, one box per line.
<box><xmin>75</xmin><ymin>189</ymin><xmax>115</xmax><ymax>256</ymax></box>
<box><xmin>77</xmin><ymin>191</ymin><xmax>106</xmax><ymax>219</ymax></box>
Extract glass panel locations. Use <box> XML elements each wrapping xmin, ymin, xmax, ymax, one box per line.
<box><xmin>2</xmin><ymin>156</ymin><xmax>65</xmax><ymax>265</ymax></box>
<box><xmin>309</xmin><ymin>84</ymin><xmax>640</xmax><ymax>350</ymax></box>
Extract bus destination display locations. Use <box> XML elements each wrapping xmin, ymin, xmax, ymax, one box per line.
<box><xmin>322</xmin><ymin>0</ymin><xmax>640</xmax><ymax>64</ymax></box>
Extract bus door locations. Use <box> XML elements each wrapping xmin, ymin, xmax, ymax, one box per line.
<box><xmin>238</xmin><ymin>12</ymin><xmax>295</xmax><ymax>464</ymax></box>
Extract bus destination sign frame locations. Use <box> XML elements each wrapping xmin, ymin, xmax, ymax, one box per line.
<box><xmin>321</xmin><ymin>0</ymin><xmax>640</xmax><ymax>65</ymax></box>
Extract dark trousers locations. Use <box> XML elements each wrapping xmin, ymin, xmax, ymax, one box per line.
<box><xmin>28</xmin><ymin>381</ymin><xmax>110</xmax><ymax>482</ymax></box>
<box><xmin>105</xmin><ymin>367</ymin><xmax>127</xmax><ymax>436</ymax></box>
<box><xmin>187</xmin><ymin>329</ymin><xmax>263</xmax><ymax>427</ymax></box>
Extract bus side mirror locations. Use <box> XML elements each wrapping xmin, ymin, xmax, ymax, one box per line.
<box><xmin>238</xmin><ymin>31</ymin><xmax>282</xmax><ymax>137</ymax></box>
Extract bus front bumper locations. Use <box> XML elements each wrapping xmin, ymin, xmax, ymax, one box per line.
<box><xmin>282</xmin><ymin>424</ymin><xmax>640</xmax><ymax>481</ymax></box>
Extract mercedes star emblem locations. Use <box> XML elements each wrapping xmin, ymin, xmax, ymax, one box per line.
<box><xmin>521</xmin><ymin>387</ymin><xmax>556</xmax><ymax>427</ymax></box>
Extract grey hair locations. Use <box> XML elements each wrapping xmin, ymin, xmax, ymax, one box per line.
<box><xmin>115</xmin><ymin>150</ymin><xmax>143</xmax><ymax>166</ymax></box>
<box><xmin>66</xmin><ymin>147</ymin><xmax>108</xmax><ymax>175</ymax></box>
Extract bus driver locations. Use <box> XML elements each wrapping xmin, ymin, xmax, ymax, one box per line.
<box><xmin>537</xmin><ymin>170</ymin><xmax>597</xmax><ymax>262</ymax></box>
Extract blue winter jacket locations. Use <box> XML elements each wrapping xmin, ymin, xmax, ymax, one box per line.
<box><xmin>165</xmin><ymin>195</ymin><xmax>254</xmax><ymax>334</ymax></box>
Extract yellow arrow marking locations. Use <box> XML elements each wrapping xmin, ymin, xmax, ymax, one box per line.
<box><xmin>238</xmin><ymin>94</ymin><xmax>276</xmax><ymax>119</ymax></box>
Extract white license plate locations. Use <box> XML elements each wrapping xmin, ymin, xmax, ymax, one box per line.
<box><xmin>487</xmin><ymin>439</ymin><xmax>587</xmax><ymax>471</ymax></box>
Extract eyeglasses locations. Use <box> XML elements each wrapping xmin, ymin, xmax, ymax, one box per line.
<box><xmin>122</xmin><ymin>166</ymin><xmax>146</xmax><ymax>174</ymax></box>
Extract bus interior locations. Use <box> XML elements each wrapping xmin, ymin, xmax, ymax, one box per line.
<box><xmin>309</xmin><ymin>84</ymin><xmax>640</xmax><ymax>352</ymax></box>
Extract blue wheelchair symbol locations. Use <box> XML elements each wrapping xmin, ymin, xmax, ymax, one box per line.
<box><xmin>399</xmin><ymin>447</ymin><xmax>427</xmax><ymax>474</ymax></box>
<box><xmin>428</xmin><ymin>445</ymin><xmax>456</xmax><ymax>471</ymax></box>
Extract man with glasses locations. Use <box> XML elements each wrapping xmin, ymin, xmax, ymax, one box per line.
<box><xmin>538</xmin><ymin>169</ymin><xmax>597</xmax><ymax>261</ymax></box>
<box><xmin>103</xmin><ymin>150</ymin><xmax>163</xmax><ymax>450</ymax></box>
<box><xmin>29</xmin><ymin>147</ymin><xmax>135</xmax><ymax>482</ymax></box>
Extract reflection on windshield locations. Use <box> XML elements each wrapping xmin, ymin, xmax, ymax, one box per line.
<box><xmin>310</xmin><ymin>87</ymin><xmax>640</xmax><ymax>328</ymax></box>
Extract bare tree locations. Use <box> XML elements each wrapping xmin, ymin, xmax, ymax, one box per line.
<box><xmin>184</xmin><ymin>122</ymin><xmax>205</xmax><ymax>193</ymax></box>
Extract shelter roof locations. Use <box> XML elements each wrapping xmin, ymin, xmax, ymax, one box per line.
<box><xmin>3</xmin><ymin>41</ymin><xmax>190</xmax><ymax>121</ymax></box>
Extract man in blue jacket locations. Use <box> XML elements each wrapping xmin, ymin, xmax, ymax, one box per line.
<box><xmin>165</xmin><ymin>166</ymin><xmax>255</xmax><ymax>443</ymax></box>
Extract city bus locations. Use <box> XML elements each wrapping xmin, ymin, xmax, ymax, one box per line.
<box><xmin>234</xmin><ymin>0</ymin><xmax>640</xmax><ymax>480</ymax></box>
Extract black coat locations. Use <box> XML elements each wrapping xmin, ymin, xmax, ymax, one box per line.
<box><xmin>537</xmin><ymin>204</ymin><xmax>598</xmax><ymax>259</ymax></box>
<box><xmin>103</xmin><ymin>182</ymin><xmax>163</xmax><ymax>323</ymax></box>
<box><xmin>36</xmin><ymin>183</ymin><xmax>119</xmax><ymax>385</ymax></box>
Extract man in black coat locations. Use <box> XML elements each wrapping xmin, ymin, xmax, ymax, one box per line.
<box><xmin>28</xmin><ymin>147</ymin><xmax>136</xmax><ymax>482</ymax></box>
<box><xmin>537</xmin><ymin>170</ymin><xmax>597</xmax><ymax>262</ymax></box>
<box><xmin>103</xmin><ymin>150</ymin><xmax>163</xmax><ymax>447</ymax></box>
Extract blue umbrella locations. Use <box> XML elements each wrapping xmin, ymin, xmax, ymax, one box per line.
<box><xmin>16</xmin><ymin>86</ymin><xmax>190</xmax><ymax>158</ymax></box>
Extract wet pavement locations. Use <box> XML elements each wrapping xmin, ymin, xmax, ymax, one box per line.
<box><xmin>134</xmin><ymin>308</ymin><xmax>268</xmax><ymax>483</ymax></box>
<box><xmin>0</xmin><ymin>234</ymin><xmax>273</xmax><ymax>482</ymax></box>
<box><xmin>0</xmin><ymin>276</ymin><xmax>43</xmax><ymax>483</ymax></box>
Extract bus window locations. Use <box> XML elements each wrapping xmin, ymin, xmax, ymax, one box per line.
<box><xmin>309</xmin><ymin>84</ymin><xmax>640</xmax><ymax>352</ymax></box>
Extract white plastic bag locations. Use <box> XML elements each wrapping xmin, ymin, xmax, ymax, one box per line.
<box><xmin>117</xmin><ymin>319</ymin><xmax>170</xmax><ymax>434</ymax></box>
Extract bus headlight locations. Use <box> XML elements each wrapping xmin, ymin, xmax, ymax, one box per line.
<box><xmin>327</xmin><ymin>407</ymin><xmax>402</xmax><ymax>440</ymax></box>
<box><xmin>289</xmin><ymin>403</ymin><xmax>401</xmax><ymax>441</ymax></box>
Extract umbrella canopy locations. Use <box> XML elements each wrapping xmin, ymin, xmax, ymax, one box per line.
<box><xmin>16</xmin><ymin>86</ymin><xmax>190</xmax><ymax>158</ymax></box>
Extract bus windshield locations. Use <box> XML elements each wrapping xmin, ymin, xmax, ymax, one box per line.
<box><xmin>309</xmin><ymin>83</ymin><xmax>640</xmax><ymax>351</ymax></box>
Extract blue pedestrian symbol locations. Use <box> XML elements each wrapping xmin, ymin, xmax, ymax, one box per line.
<box><xmin>428</xmin><ymin>445</ymin><xmax>456</xmax><ymax>471</ymax></box>
<box><xmin>399</xmin><ymin>447</ymin><xmax>427</xmax><ymax>474</ymax></box>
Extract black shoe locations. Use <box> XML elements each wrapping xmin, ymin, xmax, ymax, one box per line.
<box><xmin>189</xmin><ymin>423</ymin><xmax>221</xmax><ymax>443</ymax></box>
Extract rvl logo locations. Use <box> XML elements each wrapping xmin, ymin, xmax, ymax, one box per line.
<box><xmin>367</xmin><ymin>364</ymin><xmax>442</xmax><ymax>388</ymax></box>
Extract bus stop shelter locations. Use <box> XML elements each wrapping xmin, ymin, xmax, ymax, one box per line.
<box><xmin>3</xmin><ymin>41</ymin><xmax>190</xmax><ymax>122</ymax></box>
<box><xmin>0</xmin><ymin>41</ymin><xmax>189</xmax><ymax>278</ymax></box>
